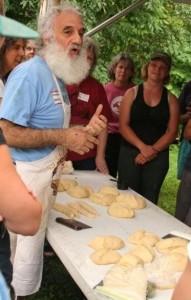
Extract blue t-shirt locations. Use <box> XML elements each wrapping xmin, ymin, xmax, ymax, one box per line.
<box><xmin>0</xmin><ymin>272</ymin><xmax>10</xmax><ymax>300</ymax></box>
<box><xmin>0</xmin><ymin>56</ymin><xmax>68</xmax><ymax>161</ymax></box>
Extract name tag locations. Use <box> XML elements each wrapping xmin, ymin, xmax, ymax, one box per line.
<box><xmin>51</xmin><ymin>90</ymin><xmax>62</xmax><ymax>105</ymax></box>
<box><xmin>78</xmin><ymin>92</ymin><xmax>89</xmax><ymax>102</ymax></box>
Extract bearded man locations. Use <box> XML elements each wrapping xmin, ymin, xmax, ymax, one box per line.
<box><xmin>0</xmin><ymin>3</ymin><xmax>107</xmax><ymax>298</ymax></box>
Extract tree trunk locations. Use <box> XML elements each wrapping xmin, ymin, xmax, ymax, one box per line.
<box><xmin>0</xmin><ymin>0</ymin><xmax>4</xmax><ymax>15</ymax></box>
<box><xmin>39</xmin><ymin>0</ymin><xmax>61</xmax><ymax>16</ymax></box>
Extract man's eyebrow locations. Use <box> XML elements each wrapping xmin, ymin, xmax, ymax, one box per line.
<box><xmin>63</xmin><ymin>25</ymin><xmax>86</xmax><ymax>33</ymax></box>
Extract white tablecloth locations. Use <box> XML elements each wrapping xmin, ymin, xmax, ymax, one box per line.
<box><xmin>46</xmin><ymin>171</ymin><xmax>191</xmax><ymax>300</ymax></box>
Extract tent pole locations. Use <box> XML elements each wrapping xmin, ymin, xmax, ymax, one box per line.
<box><xmin>85</xmin><ymin>0</ymin><xmax>149</xmax><ymax>36</ymax></box>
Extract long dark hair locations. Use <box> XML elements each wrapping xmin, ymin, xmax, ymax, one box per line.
<box><xmin>0</xmin><ymin>38</ymin><xmax>25</xmax><ymax>81</ymax></box>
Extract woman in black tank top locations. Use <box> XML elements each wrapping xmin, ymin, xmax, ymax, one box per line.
<box><xmin>118</xmin><ymin>52</ymin><xmax>180</xmax><ymax>204</ymax></box>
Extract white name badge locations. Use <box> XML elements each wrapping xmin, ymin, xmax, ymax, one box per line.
<box><xmin>78</xmin><ymin>92</ymin><xmax>90</xmax><ymax>102</ymax></box>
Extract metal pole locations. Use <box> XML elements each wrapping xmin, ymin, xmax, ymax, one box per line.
<box><xmin>85</xmin><ymin>0</ymin><xmax>149</xmax><ymax>36</ymax></box>
<box><xmin>173</xmin><ymin>0</ymin><xmax>191</xmax><ymax>3</ymax></box>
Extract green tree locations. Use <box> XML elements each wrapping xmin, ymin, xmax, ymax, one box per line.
<box><xmin>5</xmin><ymin>0</ymin><xmax>40</xmax><ymax>28</ymax></box>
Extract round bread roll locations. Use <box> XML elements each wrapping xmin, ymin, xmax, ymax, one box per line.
<box><xmin>88</xmin><ymin>235</ymin><xmax>125</xmax><ymax>250</ymax></box>
<box><xmin>67</xmin><ymin>185</ymin><xmax>93</xmax><ymax>198</ymax></box>
<box><xmin>127</xmin><ymin>230</ymin><xmax>160</xmax><ymax>247</ymax></box>
<box><xmin>170</xmin><ymin>246</ymin><xmax>188</xmax><ymax>256</ymax></box>
<box><xmin>158</xmin><ymin>253</ymin><xmax>187</xmax><ymax>273</ymax></box>
<box><xmin>90</xmin><ymin>249</ymin><xmax>121</xmax><ymax>265</ymax></box>
<box><xmin>90</xmin><ymin>192</ymin><xmax>116</xmax><ymax>206</ymax></box>
<box><xmin>129</xmin><ymin>244</ymin><xmax>155</xmax><ymax>263</ymax></box>
<box><xmin>99</xmin><ymin>185</ymin><xmax>119</xmax><ymax>196</ymax></box>
<box><xmin>156</xmin><ymin>237</ymin><xmax>188</xmax><ymax>254</ymax></box>
<box><xmin>118</xmin><ymin>253</ymin><xmax>143</xmax><ymax>268</ymax></box>
<box><xmin>116</xmin><ymin>194</ymin><xmax>146</xmax><ymax>210</ymax></box>
<box><xmin>108</xmin><ymin>202</ymin><xmax>135</xmax><ymax>218</ymax></box>
<box><xmin>57</xmin><ymin>179</ymin><xmax>78</xmax><ymax>192</ymax></box>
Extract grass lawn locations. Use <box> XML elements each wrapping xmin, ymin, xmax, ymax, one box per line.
<box><xmin>158</xmin><ymin>144</ymin><xmax>180</xmax><ymax>216</ymax></box>
<box><xmin>28</xmin><ymin>144</ymin><xmax>180</xmax><ymax>299</ymax></box>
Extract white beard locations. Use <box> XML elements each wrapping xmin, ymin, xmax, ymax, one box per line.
<box><xmin>42</xmin><ymin>41</ymin><xmax>90</xmax><ymax>84</ymax></box>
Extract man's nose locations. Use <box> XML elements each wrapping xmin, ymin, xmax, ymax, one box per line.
<box><xmin>73</xmin><ymin>32</ymin><xmax>83</xmax><ymax>45</ymax></box>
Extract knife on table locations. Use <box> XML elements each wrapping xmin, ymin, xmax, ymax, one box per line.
<box><xmin>163</xmin><ymin>230</ymin><xmax>191</xmax><ymax>241</ymax></box>
<box><xmin>55</xmin><ymin>217</ymin><xmax>92</xmax><ymax>231</ymax></box>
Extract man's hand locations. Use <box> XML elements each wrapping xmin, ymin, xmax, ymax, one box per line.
<box><xmin>64</xmin><ymin>127</ymin><xmax>99</xmax><ymax>155</ymax></box>
<box><xmin>85</xmin><ymin>104</ymin><xmax>107</xmax><ymax>136</ymax></box>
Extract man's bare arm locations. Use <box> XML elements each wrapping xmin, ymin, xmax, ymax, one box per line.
<box><xmin>0</xmin><ymin>104</ymin><xmax>107</xmax><ymax>154</ymax></box>
<box><xmin>0</xmin><ymin>119</ymin><xmax>98</xmax><ymax>155</ymax></box>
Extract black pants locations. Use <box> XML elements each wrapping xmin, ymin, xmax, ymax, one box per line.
<box><xmin>0</xmin><ymin>223</ymin><xmax>14</xmax><ymax>299</ymax></box>
<box><xmin>105</xmin><ymin>133</ymin><xmax>121</xmax><ymax>178</ymax></box>
<box><xmin>0</xmin><ymin>224</ymin><xmax>12</xmax><ymax>286</ymax></box>
<box><xmin>175</xmin><ymin>170</ymin><xmax>191</xmax><ymax>227</ymax></box>
<box><xmin>118</xmin><ymin>146</ymin><xmax>169</xmax><ymax>204</ymax></box>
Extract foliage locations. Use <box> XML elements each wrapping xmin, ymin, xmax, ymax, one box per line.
<box><xmin>158</xmin><ymin>144</ymin><xmax>179</xmax><ymax>216</ymax></box>
<box><xmin>4</xmin><ymin>0</ymin><xmax>191</xmax><ymax>94</ymax></box>
<box><xmin>5</xmin><ymin>0</ymin><xmax>40</xmax><ymax>29</ymax></box>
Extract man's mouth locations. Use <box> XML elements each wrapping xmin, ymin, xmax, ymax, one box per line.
<box><xmin>68</xmin><ymin>45</ymin><xmax>81</xmax><ymax>56</ymax></box>
<box><xmin>69</xmin><ymin>49</ymin><xmax>80</xmax><ymax>56</ymax></box>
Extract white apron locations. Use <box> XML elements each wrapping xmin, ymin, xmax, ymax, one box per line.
<box><xmin>11</xmin><ymin>76</ymin><xmax>71</xmax><ymax>296</ymax></box>
<box><xmin>10</xmin><ymin>146</ymin><xmax>66</xmax><ymax>296</ymax></box>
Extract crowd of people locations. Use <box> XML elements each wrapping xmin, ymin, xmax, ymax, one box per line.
<box><xmin>0</xmin><ymin>1</ymin><xmax>191</xmax><ymax>300</ymax></box>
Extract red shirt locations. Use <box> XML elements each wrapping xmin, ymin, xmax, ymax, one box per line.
<box><xmin>66</xmin><ymin>76</ymin><xmax>112</xmax><ymax>161</ymax></box>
